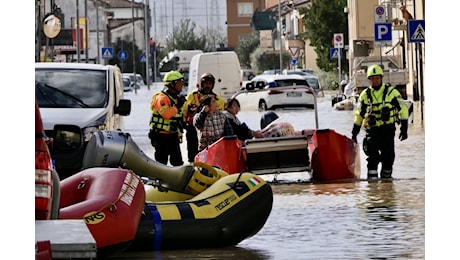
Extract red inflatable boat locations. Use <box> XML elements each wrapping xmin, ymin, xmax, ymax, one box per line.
<box><xmin>59</xmin><ymin>167</ymin><xmax>145</xmax><ymax>254</ymax></box>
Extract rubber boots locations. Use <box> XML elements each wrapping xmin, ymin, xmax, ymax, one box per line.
<box><xmin>380</xmin><ymin>169</ymin><xmax>393</xmax><ymax>179</ymax></box>
<box><xmin>367</xmin><ymin>170</ymin><xmax>378</xmax><ymax>180</ymax></box>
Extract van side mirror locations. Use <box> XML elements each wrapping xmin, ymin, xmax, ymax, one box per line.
<box><xmin>115</xmin><ymin>99</ymin><xmax>131</xmax><ymax>116</ymax></box>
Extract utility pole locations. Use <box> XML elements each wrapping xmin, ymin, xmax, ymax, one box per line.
<box><xmin>132</xmin><ymin>0</ymin><xmax>137</xmax><ymax>94</ymax></box>
<box><xmin>278</xmin><ymin>0</ymin><xmax>282</xmax><ymax>71</ymax></box>
<box><xmin>144</xmin><ymin>0</ymin><xmax>150</xmax><ymax>88</ymax></box>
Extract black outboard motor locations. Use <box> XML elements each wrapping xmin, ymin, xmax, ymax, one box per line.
<box><xmin>260</xmin><ymin>111</ymin><xmax>279</xmax><ymax>129</ymax></box>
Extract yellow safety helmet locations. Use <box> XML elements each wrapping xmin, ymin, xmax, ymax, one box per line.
<box><xmin>367</xmin><ymin>65</ymin><xmax>384</xmax><ymax>78</ymax></box>
<box><xmin>163</xmin><ymin>70</ymin><xmax>184</xmax><ymax>86</ymax></box>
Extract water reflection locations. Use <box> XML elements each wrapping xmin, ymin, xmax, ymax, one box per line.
<box><xmin>116</xmin><ymin>87</ymin><xmax>425</xmax><ymax>259</ymax></box>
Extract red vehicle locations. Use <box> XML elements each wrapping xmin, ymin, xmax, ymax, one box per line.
<box><xmin>35</xmin><ymin>98</ymin><xmax>60</xmax><ymax>220</ymax></box>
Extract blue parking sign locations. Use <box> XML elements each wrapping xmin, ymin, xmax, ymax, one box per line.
<box><xmin>374</xmin><ymin>23</ymin><xmax>392</xmax><ymax>42</ymax></box>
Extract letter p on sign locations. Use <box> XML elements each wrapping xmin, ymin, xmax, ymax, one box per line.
<box><xmin>374</xmin><ymin>23</ymin><xmax>392</xmax><ymax>42</ymax></box>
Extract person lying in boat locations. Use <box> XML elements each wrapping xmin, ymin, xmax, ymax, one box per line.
<box><xmin>193</xmin><ymin>95</ymin><xmax>235</xmax><ymax>151</ymax></box>
<box><xmin>223</xmin><ymin>98</ymin><xmax>264</xmax><ymax>141</ymax></box>
<box><xmin>260</xmin><ymin>111</ymin><xmax>317</xmax><ymax>138</ymax></box>
<box><xmin>259</xmin><ymin>111</ymin><xmax>296</xmax><ymax>138</ymax></box>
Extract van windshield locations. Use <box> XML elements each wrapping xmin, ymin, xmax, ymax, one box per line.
<box><xmin>35</xmin><ymin>69</ymin><xmax>108</xmax><ymax>108</ymax></box>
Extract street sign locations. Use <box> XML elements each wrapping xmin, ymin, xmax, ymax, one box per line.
<box><xmin>408</xmin><ymin>20</ymin><xmax>425</xmax><ymax>43</ymax></box>
<box><xmin>101</xmin><ymin>47</ymin><xmax>113</xmax><ymax>59</ymax></box>
<box><xmin>330</xmin><ymin>48</ymin><xmax>342</xmax><ymax>60</ymax></box>
<box><xmin>374</xmin><ymin>5</ymin><xmax>386</xmax><ymax>23</ymax></box>
<box><xmin>140</xmin><ymin>53</ymin><xmax>147</xmax><ymax>63</ymax></box>
<box><xmin>333</xmin><ymin>33</ymin><xmax>344</xmax><ymax>48</ymax></box>
<box><xmin>290</xmin><ymin>57</ymin><xmax>298</xmax><ymax>66</ymax></box>
<box><xmin>374</xmin><ymin>23</ymin><xmax>392</xmax><ymax>42</ymax></box>
<box><xmin>289</xmin><ymin>46</ymin><xmax>299</xmax><ymax>56</ymax></box>
<box><xmin>118</xmin><ymin>50</ymin><xmax>128</xmax><ymax>61</ymax></box>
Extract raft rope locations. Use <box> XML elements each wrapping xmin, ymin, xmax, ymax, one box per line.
<box><xmin>78</xmin><ymin>170</ymin><xmax>138</xmax><ymax>213</ymax></box>
<box><xmin>148</xmin><ymin>172</ymin><xmax>249</xmax><ymax>206</ymax></box>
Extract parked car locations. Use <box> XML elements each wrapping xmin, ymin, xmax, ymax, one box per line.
<box><xmin>35</xmin><ymin>98</ymin><xmax>60</xmax><ymax>220</ymax></box>
<box><xmin>282</xmin><ymin>70</ymin><xmax>323</xmax><ymax>96</ymax></box>
<box><xmin>123</xmin><ymin>77</ymin><xmax>133</xmax><ymax>92</ymax></box>
<box><xmin>241</xmin><ymin>69</ymin><xmax>256</xmax><ymax>81</ymax></box>
<box><xmin>135</xmin><ymin>73</ymin><xmax>146</xmax><ymax>88</ymax></box>
<box><xmin>233</xmin><ymin>74</ymin><xmax>315</xmax><ymax>111</ymax></box>
<box><xmin>122</xmin><ymin>73</ymin><xmax>140</xmax><ymax>90</ymax></box>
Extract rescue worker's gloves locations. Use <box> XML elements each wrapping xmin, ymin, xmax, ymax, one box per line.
<box><xmin>351</xmin><ymin>124</ymin><xmax>361</xmax><ymax>143</ymax></box>
<box><xmin>399</xmin><ymin>119</ymin><xmax>408</xmax><ymax>141</ymax></box>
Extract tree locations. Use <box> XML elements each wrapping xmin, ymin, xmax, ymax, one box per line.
<box><xmin>236</xmin><ymin>31</ymin><xmax>260</xmax><ymax>68</ymax></box>
<box><xmin>108</xmin><ymin>37</ymin><xmax>143</xmax><ymax>74</ymax></box>
<box><xmin>165</xmin><ymin>19</ymin><xmax>207</xmax><ymax>51</ymax></box>
<box><xmin>299</xmin><ymin>0</ymin><xmax>348</xmax><ymax>73</ymax></box>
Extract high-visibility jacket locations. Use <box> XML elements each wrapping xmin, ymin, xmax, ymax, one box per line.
<box><xmin>182</xmin><ymin>89</ymin><xmax>224</xmax><ymax>125</ymax></box>
<box><xmin>150</xmin><ymin>90</ymin><xmax>183</xmax><ymax>134</ymax></box>
<box><xmin>354</xmin><ymin>83</ymin><xmax>408</xmax><ymax>129</ymax></box>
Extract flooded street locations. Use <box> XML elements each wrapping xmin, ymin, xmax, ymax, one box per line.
<box><xmin>109</xmin><ymin>83</ymin><xmax>425</xmax><ymax>259</ymax></box>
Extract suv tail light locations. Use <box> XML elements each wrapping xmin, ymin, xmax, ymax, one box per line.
<box><xmin>267</xmin><ymin>89</ymin><xmax>284</xmax><ymax>95</ymax></box>
<box><xmin>35</xmin><ymin>150</ymin><xmax>53</xmax><ymax>220</ymax></box>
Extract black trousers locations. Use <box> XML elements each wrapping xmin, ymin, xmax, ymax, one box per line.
<box><xmin>365</xmin><ymin>124</ymin><xmax>396</xmax><ymax>172</ymax></box>
<box><xmin>185</xmin><ymin>125</ymin><xmax>198</xmax><ymax>163</ymax></box>
<box><xmin>153</xmin><ymin>133</ymin><xmax>183</xmax><ymax>166</ymax></box>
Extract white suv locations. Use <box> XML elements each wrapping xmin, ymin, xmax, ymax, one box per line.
<box><xmin>233</xmin><ymin>74</ymin><xmax>315</xmax><ymax>111</ymax></box>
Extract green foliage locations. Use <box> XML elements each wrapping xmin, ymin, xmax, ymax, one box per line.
<box><xmin>163</xmin><ymin>19</ymin><xmax>227</xmax><ymax>53</ymax></box>
<box><xmin>165</xmin><ymin>19</ymin><xmax>207</xmax><ymax>51</ymax></box>
<box><xmin>298</xmin><ymin>0</ymin><xmax>348</xmax><ymax>73</ymax></box>
<box><xmin>108</xmin><ymin>38</ymin><xmax>143</xmax><ymax>74</ymax></box>
<box><xmin>236</xmin><ymin>32</ymin><xmax>260</xmax><ymax>68</ymax></box>
<box><xmin>250</xmin><ymin>48</ymin><xmax>291</xmax><ymax>74</ymax></box>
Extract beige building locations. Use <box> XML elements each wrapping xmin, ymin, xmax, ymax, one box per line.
<box><xmin>226</xmin><ymin>0</ymin><xmax>425</xmax><ymax>100</ymax></box>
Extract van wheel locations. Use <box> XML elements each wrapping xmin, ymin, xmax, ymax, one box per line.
<box><xmin>258</xmin><ymin>101</ymin><xmax>267</xmax><ymax>112</ymax></box>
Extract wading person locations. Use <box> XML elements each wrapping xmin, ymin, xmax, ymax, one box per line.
<box><xmin>149</xmin><ymin>70</ymin><xmax>185</xmax><ymax>166</ymax></box>
<box><xmin>351</xmin><ymin>64</ymin><xmax>409</xmax><ymax>179</ymax></box>
<box><xmin>182</xmin><ymin>72</ymin><xmax>224</xmax><ymax>162</ymax></box>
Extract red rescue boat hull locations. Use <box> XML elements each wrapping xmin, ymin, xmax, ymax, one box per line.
<box><xmin>195</xmin><ymin>129</ymin><xmax>360</xmax><ymax>182</ymax></box>
<box><xmin>59</xmin><ymin>168</ymin><xmax>145</xmax><ymax>254</ymax></box>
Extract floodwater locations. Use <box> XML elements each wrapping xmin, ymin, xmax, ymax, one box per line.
<box><xmin>108</xmin><ymin>84</ymin><xmax>425</xmax><ymax>259</ymax></box>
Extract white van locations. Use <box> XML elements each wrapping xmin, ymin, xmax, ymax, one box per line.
<box><xmin>35</xmin><ymin>62</ymin><xmax>131</xmax><ymax>178</ymax></box>
<box><xmin>187</xmin><ymin>51</ymin><xmax>242</xmax><ymax>100</ymax></box>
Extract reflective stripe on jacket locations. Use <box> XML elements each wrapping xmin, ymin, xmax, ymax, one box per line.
<box><xmin>182</xmin><ymin>89</ymin><xmax>224</xmax><ymax>125</ymax></box>
<box><xmin>354</xmin><ymin>83</ymin><xmax>409</xmax><ymax>129</ymax></box>
<box><xmin>150</xmin><ymin>91</ymin><xmax>183</xmax><ymax>134</ymax></box>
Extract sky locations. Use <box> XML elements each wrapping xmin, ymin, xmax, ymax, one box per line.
<box><xmin>148</xmin><ymin>0</ymin><xmax>227</xmax><ymax>44</ymax></box>
<box><xmin>3</xmin><ymin>1</ymin><xmax>459</xmax><ymax>258</ymax></box>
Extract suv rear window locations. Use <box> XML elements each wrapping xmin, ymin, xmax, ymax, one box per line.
<box><xmin>272</xmin><ymin>79</ymin><xmax>309</xmax><ymax>88</ymax></box>
<box><xmin>36</xmin><ymin>69</ymin><xmax>108</xmax><ymax>108</ymax></box>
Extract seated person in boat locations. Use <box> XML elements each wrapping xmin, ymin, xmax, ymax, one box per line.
<box><xmin>259</xmin><ymin>111</ymin><xmax>296</xmax><ymax>138</ymax></box>
<box><xmin>193</xmin><ymin>95</ymin><xmax>235</xmax><ymax>151</ymax></box>
<box><xmin>223</xmin><ymin>98</ymin><xmax>264</xmax><ymax>140</ymax></box>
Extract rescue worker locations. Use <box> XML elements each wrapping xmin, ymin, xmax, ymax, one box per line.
<box><xmin>182</xmin><ymin>72</ymin><xmax>224</xmax><ymax>162</ymax></box>
<box><xmin>351</xmin><ymin>64</ymin><xmax>409</xmax><ymax>179</ymax></box>
<box><xmin>149</xmin><ymin>70</ymin><xmax>185</xmax><ymax>166</ymax></box>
